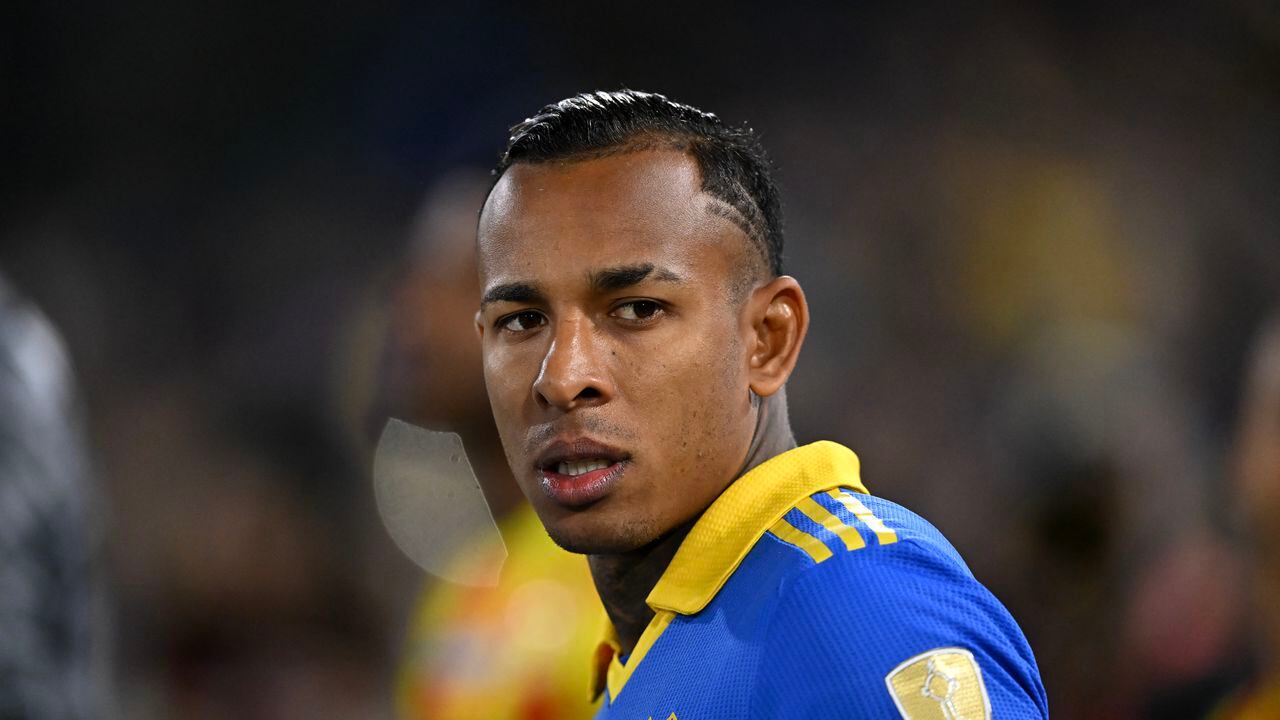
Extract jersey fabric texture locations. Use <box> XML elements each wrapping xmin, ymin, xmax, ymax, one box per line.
<box><xmin>589</xmin><ymin>441</ymin><xmax>1048</xmax><ymax>719</ymax></box>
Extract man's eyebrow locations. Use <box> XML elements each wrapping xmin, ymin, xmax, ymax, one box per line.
<box><xmin>481</xmin><ymin>282</ymin><xmax>545</xmax><ymax>308</ymax></box>
<box><xmin>589</xmin><ymin>263</ymin><xmax>685</xmax><ymax>292</ymax></box>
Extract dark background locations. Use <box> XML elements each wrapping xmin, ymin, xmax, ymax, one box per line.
<box><xmin>3</xmin><ymin>1</ymin><xmax>1278</xmax><ymax>718</ymax></box>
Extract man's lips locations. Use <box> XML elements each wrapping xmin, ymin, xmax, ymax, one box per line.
<box><xmin>535</xmin><ymin>438</ymin><xmax>630</xmax><ymax>508</ymax></box>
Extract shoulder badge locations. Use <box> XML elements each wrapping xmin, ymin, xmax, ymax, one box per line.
<box><xmin>884</xmin><ymin>647</ymin><xmax>991</xmax><ymax>720</ymax></box>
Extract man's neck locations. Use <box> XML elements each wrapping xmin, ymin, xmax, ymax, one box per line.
<box><xmin>588</xmin><ymin>389</ymin><xmax>797</xmax><ymax>656</ymax></box>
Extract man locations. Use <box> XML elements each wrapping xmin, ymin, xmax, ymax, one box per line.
<box><xmin>473</xmin><ymin>90</ymin><xmax>1047</xmax><ymax>719</ymax></box>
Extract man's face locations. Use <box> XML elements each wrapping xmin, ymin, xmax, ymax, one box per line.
<box><xmin>476</xmin><ymin>150</ymin><xmax>759</xmax><ymax>554</ymax></box>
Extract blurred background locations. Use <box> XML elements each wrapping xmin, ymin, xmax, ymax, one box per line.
<box><xmin>2</xmin><ymin>1</ymin><xmax>1278</xmax><ymax>718</ymax></box>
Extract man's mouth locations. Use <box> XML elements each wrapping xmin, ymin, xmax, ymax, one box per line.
<box><xmin>535</xmin><ymin>439</ymin><xmax>630</xmax><ymax>508</ymax></box>
<box><xmin>554</xmin><ymin>458</ymin><xmax>614</xmax><ymax>476</ymax></box>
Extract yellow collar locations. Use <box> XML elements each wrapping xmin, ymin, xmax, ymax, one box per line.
<box><xmin>644</xmin><ymin>440</ymin><xmax>866</xmax><ymax>615</ymax></box>
<box><xmin>589</xmin><ymin>441</ymin><xmax>867</xmax><ymax>701</ymax></box>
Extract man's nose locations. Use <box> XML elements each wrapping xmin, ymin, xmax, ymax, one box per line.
<box><xmin>532</xmin><ymin>316</ymin><xmax>611</xmax><ymax>411</ymax></box>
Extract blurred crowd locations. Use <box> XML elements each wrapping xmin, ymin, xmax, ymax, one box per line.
<box><xmin>2</xmin><ymin>2</ymin><xmax>1278</xmax><ymax>719</ymax></box>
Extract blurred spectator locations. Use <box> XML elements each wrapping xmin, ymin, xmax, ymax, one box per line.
<box><xmin>1213</xmin><ymin>314</ymin><xmax>1280</xmax><ymax>718</ymax></box>
<box><xmin>372</xmin><ymin>173</ymin><xmax>601</xmax><ymax>720</ymax></box>
<box><xmin>0</xmin><ymin>273</ymin><xmax>103</xmax><ymax>719</ymax></box>
<box><xmin>374</xmin><ymin>169</ymin><xmax>514</xmax><ymax>498</ymax></box>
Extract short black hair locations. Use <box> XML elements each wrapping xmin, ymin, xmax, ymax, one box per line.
<box><xmin>496</xmin><ymin>90</ymin><xmax>784</xmax><ymax>276</ymax></box>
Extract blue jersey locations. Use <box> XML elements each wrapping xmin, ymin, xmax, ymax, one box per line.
<box><xmin>589</xmin><ymin>441</ymin><xmax>1047</xmax><ymax>719</ymax></box>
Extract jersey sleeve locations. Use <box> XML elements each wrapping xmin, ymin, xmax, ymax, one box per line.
<box><xmin>748</xmin><ymin>537</ymin><xmax>1048</xmax><ymax>719</ymax></box>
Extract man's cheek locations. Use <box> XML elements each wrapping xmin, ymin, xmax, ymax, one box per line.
<box><xmin>485</xmin><ymin>351</ymin><xmax>524</xmax><ymax>401</ymax></box>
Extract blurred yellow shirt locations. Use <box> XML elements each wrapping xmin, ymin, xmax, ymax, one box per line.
<box><xmin>396</xmin><ymin>503</ymin><xmax>602</xmax><ymax>720</ymax></box>
<box><xmin>1212</xmin><ymin>674</ymin><xmax>1280</xmax><ymax>720</ymax></box>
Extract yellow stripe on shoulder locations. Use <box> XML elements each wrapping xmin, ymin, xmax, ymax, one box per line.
<box><xmin>768</xmin><ymin>515</ymin><xmax>833</xmax><ymax>563</ymax></box>
<box><xmin>826</xmin><ymin>488</ymin><xmax>898</xmax><ymax>545</ymax></box>
<box><xmin>795</xmin><ymin>496</ymin><xmax>866</xmax><ymax>551</ymax></box>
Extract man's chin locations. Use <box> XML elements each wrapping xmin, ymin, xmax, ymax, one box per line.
<box><xmin>541</xmin><ymin>513</ymin><xmax>659</xmax><ymax>555</ymax></box>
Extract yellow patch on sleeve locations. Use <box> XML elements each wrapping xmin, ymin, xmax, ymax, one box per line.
<box><xmin>884</xmin><ymin>648</ymin><xmax>991</xmax><ymax>720</ymax></box>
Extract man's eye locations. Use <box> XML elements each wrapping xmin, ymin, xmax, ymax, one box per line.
<box><xmin>612</xmin><ymin>300</ymin><xmax>663</xmax><ymax>322</ymax></box>
<box><xmin>499</xmin><ymin>311</ymin><xmax>546</xmax><ymax>332</ymax></box>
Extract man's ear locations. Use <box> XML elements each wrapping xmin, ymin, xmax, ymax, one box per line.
<box><xmin>744</xmin><ymin>276</ymin><xmax>809</xmax><ymax>397</ymax></box>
